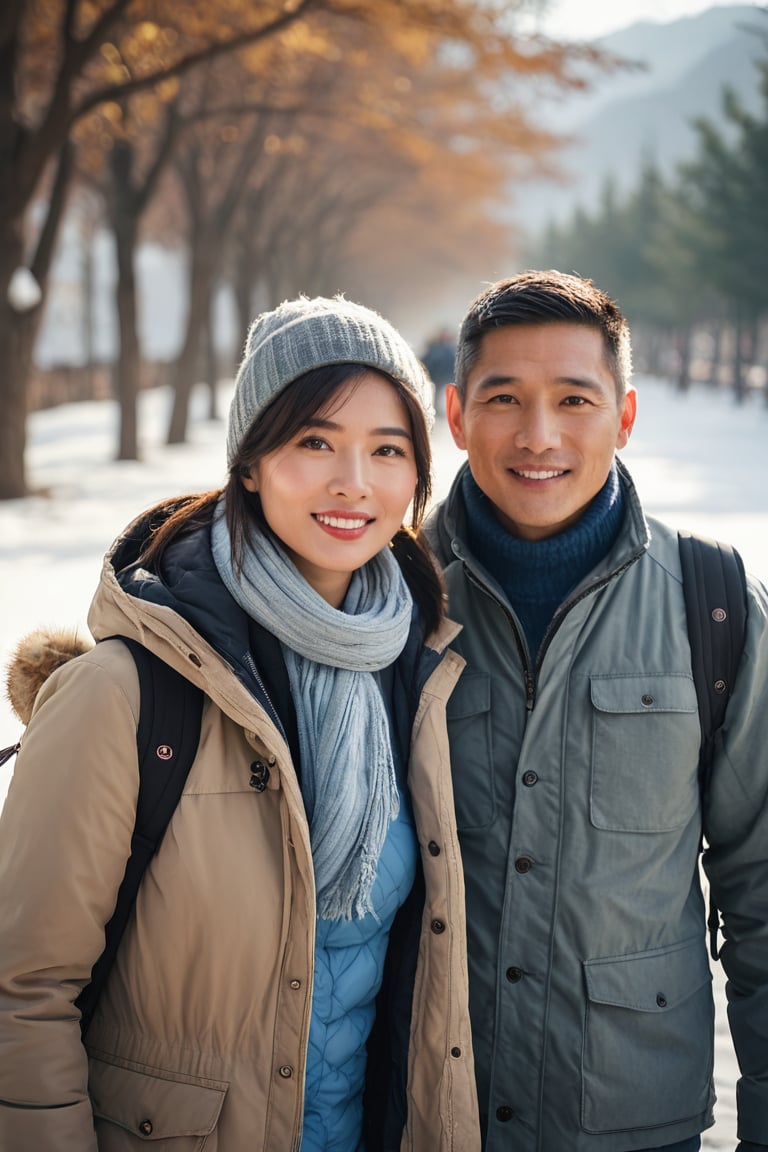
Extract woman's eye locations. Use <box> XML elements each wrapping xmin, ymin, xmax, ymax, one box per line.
<box><xmin>299</xmin><ymin>436</ymin><xmax>329</xmax><ymax>450</ymax></box>
<box><xmin>375</xmin><ymin>444</ymin><xmax>407</xmax><ymax>458</ymax></box>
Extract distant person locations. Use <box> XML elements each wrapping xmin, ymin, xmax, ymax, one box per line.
<box><xmin>0</xmin><ymin>296</ymin><xmax>480</xmax><ymax>1151</ymax></box>
<box><xmin>422</xmin><ymin>326</ymin><xmax>456</xmax><ymax>416</ymax></box>
<box><xmin>423</xmin><ymin>269</ymin><xmax>768</xmax><ymax>1151</ymax></box>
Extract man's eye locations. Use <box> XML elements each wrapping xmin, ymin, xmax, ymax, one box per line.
<box><xmin>488</xmin><ymin>393</ymin><xmax>516</xmax><ymax>404</ymax></box>
<box><xmin>563</xmin><ymin>396</ymin><xmax>588</xmax><ymax>406</ymax></box>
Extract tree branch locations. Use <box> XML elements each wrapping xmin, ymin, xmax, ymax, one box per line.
<box><xmin>70</xmin><ymin>0</ymin><xmax>322</xmax><ymax>126</ymax></box>
<box><xmin>29</xmin><ymin>139</ymin><xmax>73</xmax><ymax>288</ymax></box>
<box><xmin>136</xmin><ymin>99</ymin><xmax>182</xmax><ymax>213</ymax></box>
<box><xmin>63</xmin><ymin>0</ymin><xmax>79</xmax><ymax>44</ymax></box>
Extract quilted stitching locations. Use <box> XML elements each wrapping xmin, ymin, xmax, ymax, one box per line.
<box><xmin>302</xmin><ymin>793</ymin><xmax>418</xmax><ymax>1151</ymax></box>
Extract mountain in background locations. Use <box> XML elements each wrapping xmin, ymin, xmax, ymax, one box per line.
<box><xmin>516</xmin><ymin>4</ymin><xmax>765</xmax><ymax>234</ymax></box>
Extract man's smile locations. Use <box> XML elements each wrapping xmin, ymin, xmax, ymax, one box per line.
<box><xmin>510</xmin><ymin>468</ymin><xmax>569</xmax><ymax>480</ymax></box>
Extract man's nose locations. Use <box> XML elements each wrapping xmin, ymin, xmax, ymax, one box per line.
<box><xmin>514</xmin><ymin>405</ymin><xmax>561</xmax><ymax>453</ymax></box>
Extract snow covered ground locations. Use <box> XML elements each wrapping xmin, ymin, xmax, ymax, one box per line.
<box><xmin>1</xmin><ymin>373</ymin><xmax>767</xmax><ymax>1146</ymax></box>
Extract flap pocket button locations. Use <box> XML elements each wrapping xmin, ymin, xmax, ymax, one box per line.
<box><xmin>139</xmin><ymin>1118</ymin><xmax>153</xmax><ymax>1135</ymax></box>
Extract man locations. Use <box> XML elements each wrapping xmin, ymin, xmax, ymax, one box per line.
<box><xmin>423</xmin><ymin>269</ymin><xmax>768</xmax><ymax>1152</ymax></box>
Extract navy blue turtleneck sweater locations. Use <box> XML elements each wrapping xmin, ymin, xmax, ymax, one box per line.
<box><xmin>461</xmin><ymin>465</ymin><xmax>624</xmax><ymax>663</ymax></box>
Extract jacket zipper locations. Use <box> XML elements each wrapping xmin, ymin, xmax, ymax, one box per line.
<box><xmin>242</xmin><ymin>650</ymin><xmax>287</xmax><ymax>739</ymax></box>
<box><xmin>533</xmin><ymin>551</ymin><xmax>644</xmax><ymax>680</ymax></box>
<box><xmin>464</xmin><ymin>567</ymin><xmax>536</xmax><ymax>709</ymax></box>
<box><xmin>463</xmin><ymin>548</ymin><xmax>644</xmax><ymax>712</ymax></box>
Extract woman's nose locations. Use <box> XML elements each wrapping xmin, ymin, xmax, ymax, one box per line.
<box><xmin>329</xmin><ymin>453</ymin><xmax>372</xmax><ymax>499</ymax></box>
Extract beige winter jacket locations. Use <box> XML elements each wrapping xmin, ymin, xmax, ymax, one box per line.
<box><xmin>0</xmin><ymin>524</ymin><xmax>479</xmax><ymax>1152</ymax></box>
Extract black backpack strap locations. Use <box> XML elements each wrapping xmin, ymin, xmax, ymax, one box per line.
<box><xmin>76</xmin><ymin>638</ymin><xmax>203</xmax><ymax>1037</ymax></box>
<box><xmin>678</xmin><ymin>530</ymin><xmax>748</xmax><ymax>960</ymax></box>
<box><xmin>0</xmin><ymin>741</ymin><xmax>21</xmax><ymax>768</ymax></box>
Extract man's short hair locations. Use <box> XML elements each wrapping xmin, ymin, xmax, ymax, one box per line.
<box><xmin>455</xmin><ymin>270</ymin><xmax>632</xmax><ymax>403</ymax></box>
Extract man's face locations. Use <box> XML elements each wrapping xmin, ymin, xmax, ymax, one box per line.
<box><xmin>446</xmin><ymin>322</ymin><xmax>636</xmax><ymax>541</ymax></box>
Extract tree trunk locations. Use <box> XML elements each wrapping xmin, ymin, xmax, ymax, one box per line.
<box><xmin>234</xmin><ymin>258</ymin><xmax>252</xmax><ymax>355</ymax></box>
<box><xmin>642</xmin><ymin>325</ymin><xmax>663</xmax><ymax>379</ymax></box>
<box><xmin>109</xmin><ymin>141</ymin><xmax>144</xmax><ymax>460</ymax></box>
<box><xmin>0</xmin><ymin>227</ymin><xmax>35</xmax><ymax>497</ymax></box>
<box><xmin>675</xmin><ymin>327</ymin><xmax>692</xmax><ymax>393</ymax></box>
<box><xmin>709</xmin><ymin>321</ymin><xmax>725</xmax><ymax>388</ymax></box>
<box><xmin>733</xmin><ymin>313</ymin><xmax>746</xmax><ymax>405</ymax></box>
<box><xmin>112</xmin><ymin>210</ymin><xmax>141</xmax><ymax>460</ymax></box>
<box><xmin>167</xmin><ymin>237</ymin><xmax>217</xmax><ymax>444</ymax></box>
<box><xmin>0</xmin><ymin>313</ymin><xmax>42</xmax><ymax>498</ymax></box>
<box><xmin>81</xmin><ymin>209</ymin><xmax>97</xmax><ymax>397</ymax></box>
<box><xmin>205</xmin><ymin>288</ymin><xmax>219</xmax><ymax>421</ymax></box>
<box><xmin>0</xmin><ymin>144</ymin><xmax>72</xmax><ymax>498</ymax></box>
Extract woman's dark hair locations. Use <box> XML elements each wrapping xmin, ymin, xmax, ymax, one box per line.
<box><xmin>140</xmin><ymin>363</ymin><xmax>446</xmax><ymax>636</ymax></box>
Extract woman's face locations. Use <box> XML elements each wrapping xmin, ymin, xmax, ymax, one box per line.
<box><xmin>242</xmin><ymin>372</ymin><xmax>418</xmax><ymax>607</ymax></box>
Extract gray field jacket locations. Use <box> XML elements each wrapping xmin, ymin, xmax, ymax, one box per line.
<box><xmin>423</xmin><ymin>458</ymin><xmax>768</xmax><ymax>1151</ymax></box>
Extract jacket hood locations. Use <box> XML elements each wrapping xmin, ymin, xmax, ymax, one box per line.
<box><xmin>85</xmin><ymin>503</ymin><xmax>309</xmax><ymax>746</ymax></box>
<box><xmin>5</xmin><ymin>628</ymin><xmax>94</xmax><ymax>725</ymax></box>
<box><xmin>101</xmin><ymin>503</ymin><xmax>249</xmax><ymax>659</ymax></box>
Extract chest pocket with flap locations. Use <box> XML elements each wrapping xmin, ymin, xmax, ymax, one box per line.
<box><xmin>589</xmin><ymin>673</ymin><xmax>700</xmax><ymax>833</ymax></box>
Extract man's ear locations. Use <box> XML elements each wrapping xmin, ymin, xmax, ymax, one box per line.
<box><xmin>616</xmin><ymin>387</ymin><xmax>637</xmax><ymax>450</ymax></box>
<box><xmin>445</xmin><ymin>384</ymin><xmax>467</xmax><ymax>451</ymax></box>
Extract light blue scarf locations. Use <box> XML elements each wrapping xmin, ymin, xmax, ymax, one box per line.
<box><xmin>211</xmin><ymin>500</ymin><xmax>413</xmax><ymax>920</ymax></box>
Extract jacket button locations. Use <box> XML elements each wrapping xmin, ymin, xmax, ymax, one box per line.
<box><xmin>641</xmin><ymin>694</ymin><xmax>654</xmax><ymax>706</ymax></box>
<box><xmin>139</xmin><ymin>1119</ymin><xmax>153</xmax><ymax>1135</ymax></box>
<box><xmin>506</xmin><ymin>966</ymin><xmax>523</xmax><ymax>983</ymax></box>
<box><xmin>714</xmin><ymin>679</ymin><xmax>727</xmax><ymax>694</ymax></box>
<box><xmin>656</xmin><ymin>993</ymin><xmax>668</xmax><ymax>1008</ymax></box>
<box><xmin>289</xmin><ymin>979</ymin><xmax>301</xmax><ymax>989</ymax></box>
<box><xmin>431</xmin><ymin>918</ymin><xmax>446</xmax><ymax>934</ymax></box>
<box><xmin>450</xmin><ymin>1046</ymin><xmax>461</xmax><ymax>1058</ymax></box>
<box><xmin>514</xmin><ymin>855</ymin><xmax>534</xmax><ymax>874</ymax></box>
<box><xmin>279</xmin><ymin>1065</ymin><xmax>293</xmax><ymax>1078</ymax></box>
<box><xmin>427</xmin><ymin>840</ymin><xmax>441</xmax><ymax>856</ymax></box>
<box><xmin>496</xmin><ymin>1105</ymin><xmax>514</xmax><ymax>1122</ymax></box>
<box><xmin>249</xmin><ymin>760</ymin><xmax>270</xmax><ymax>791</ymax></box>
<box><xmin>522</xmin><ymin>771</ymin><xmax>538</xmax><ymax>787</ymax></box>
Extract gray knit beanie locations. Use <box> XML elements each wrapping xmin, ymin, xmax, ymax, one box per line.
<box><xmin>226</xmin><ymin>294</ymin><xmax>434</xmax><ymax>468</ymax></box>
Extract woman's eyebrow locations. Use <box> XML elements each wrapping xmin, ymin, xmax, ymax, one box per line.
<box><xmin>303</xmin><ymin>417</ymin><xmax>412</xmax><ymax>439</ymax></box>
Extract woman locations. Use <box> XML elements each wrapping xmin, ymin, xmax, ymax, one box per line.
<box><xmin>0</xmin><ymin>296</ymin><xmax>479</xmax><ymax>1151</ymax></box>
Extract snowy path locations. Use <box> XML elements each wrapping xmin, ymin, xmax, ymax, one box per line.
<box><xmin>1</xmin><ymin>374</ymin><xmax>767</xmax><ymax>1146</ymax></box>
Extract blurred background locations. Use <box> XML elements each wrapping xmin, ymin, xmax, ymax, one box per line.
<box><xmin>1</xmin><ymin>0</ymin><xmax>766</xmax><ymax>502</ymax></box>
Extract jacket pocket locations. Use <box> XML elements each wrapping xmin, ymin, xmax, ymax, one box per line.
<box><xmin>445</xmin><ymin>672</ymin><xmax>495</xmax><ymax>830</ymax></box>
<box><xmin>590</xmin><ymin>673</ymin><xmax>699</xmax><ymax>832</ymax></box>
<box><xmin>581</xmin><ymin>937</ymin><xmax>714</xmax><ymax>1133</ymax></box>
<box><xmin>89</xmin><ymin>1054</ymin><xmax>228</xmax><ymax>1150</ymax></box>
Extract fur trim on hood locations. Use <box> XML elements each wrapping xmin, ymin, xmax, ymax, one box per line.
<box><xmin>5</xmin><ymin>628</ymin><xmax>94</xmax><ymax>726</ymax></box>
